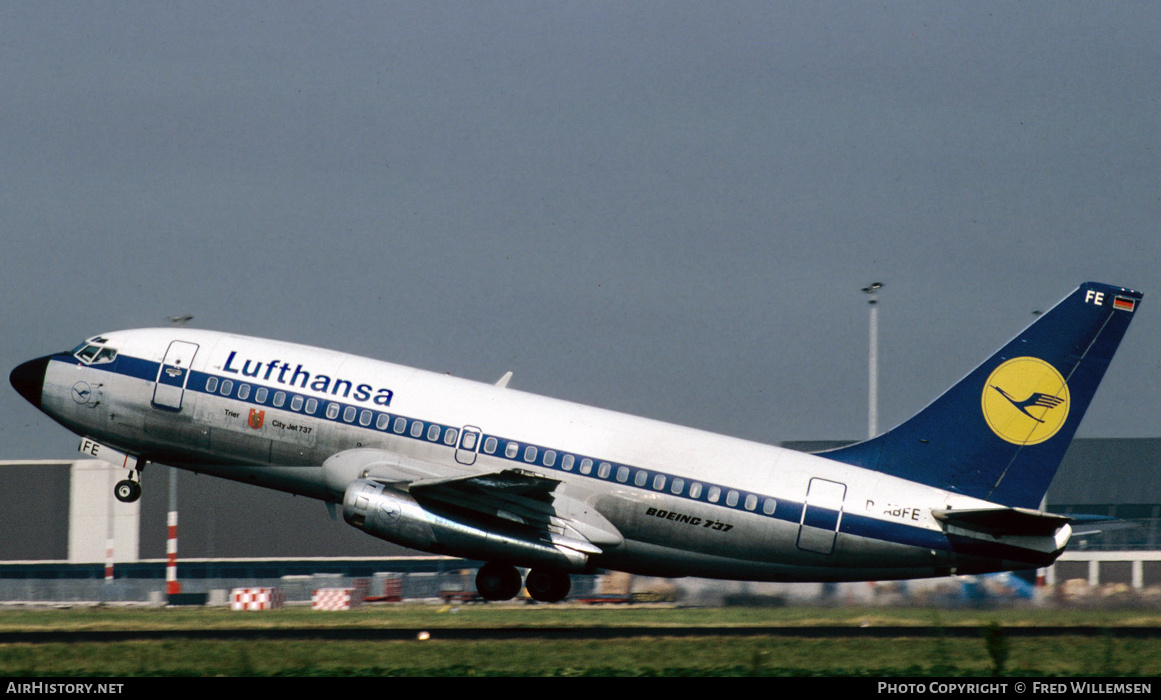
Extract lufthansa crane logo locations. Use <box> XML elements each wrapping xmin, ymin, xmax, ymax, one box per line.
<box><xmin>71</xmin><ymin>382</ymin><xmax>92</xmax><ymax>404</ymax></box>
<box><xmin>377</xmin><ymin>500</ymin><xmax>402</xmax><ymax>524</ymax></box>
<box><xmin>981</xmin><ymin>357</ymin><xmax>1070</xmax><ymax>445</ymax></box>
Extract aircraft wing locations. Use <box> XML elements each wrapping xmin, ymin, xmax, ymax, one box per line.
<box><xmin>323</xmin><ymin>448</ymin><xmax>622</xmax><ymax>554</ymax></box>
<box><xmin>409</xmin><ymin>469</ymin><xmax>623</xmax><ymax>551</ymax></box>
<box><xmin>413</xmin><ymin>468</ymin><xmax>560</xmax><ymax>500</ymax></box>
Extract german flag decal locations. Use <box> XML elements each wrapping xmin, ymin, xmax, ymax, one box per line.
<box><xmin>1113</xmin><ymin>296</ymin><xmax>1137</xmax><ymax>312</ymax></box>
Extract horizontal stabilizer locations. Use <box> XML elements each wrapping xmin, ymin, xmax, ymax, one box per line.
<box><xmin>1066</xmin><ymin>514</ymin><xmax>1141</xmax><ymax>537</ymax></box>
<box><xmin>931</xmin><ymin>507</ymin><xmax>1070</xmax><ymax>537</ymax></box>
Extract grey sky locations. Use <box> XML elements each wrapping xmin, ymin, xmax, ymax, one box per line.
<box><xmin>3</xmin><ymin>1</ymin><xmax>1159</xmax><ymax>470</ymax></box>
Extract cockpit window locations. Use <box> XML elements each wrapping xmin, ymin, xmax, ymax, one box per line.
<box><xmin>72</xmin><ymin>342</ymin><xmax>118</xmax><ymax>365</ymax></box>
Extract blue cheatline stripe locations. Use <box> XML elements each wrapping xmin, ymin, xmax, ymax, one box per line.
<box><xmin>802</xmin><ymin>506</ymin><xmax>840</xmax><ymax>530</ymax></box>
<box><xmin>54</xmin><ymin>351</ymin><xmax>973</xmax><ymax>557</ymax></box>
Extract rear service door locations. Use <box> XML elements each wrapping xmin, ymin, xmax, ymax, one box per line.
<box><xmin>797</xmin><ymin>478</ymin><xmax>847</xmax><ymax>555</ymax></box>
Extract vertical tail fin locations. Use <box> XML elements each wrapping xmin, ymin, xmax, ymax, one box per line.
<box><xmin>820</xmin><ymin>282</ymin><xmax>1143</xmax><ymax>508</ymax></box>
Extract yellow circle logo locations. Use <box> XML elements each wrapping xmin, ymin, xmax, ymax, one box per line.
<box><xmin>981</xmin><ymin>357</ymin><xmax>1070</xmax><ymax>445</ymax></box>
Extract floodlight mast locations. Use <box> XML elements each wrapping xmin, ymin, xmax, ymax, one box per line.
<box><xmin>861</xmin><ymin>283</ymin><xmax>884</xmax><ymax>439</ymax></box>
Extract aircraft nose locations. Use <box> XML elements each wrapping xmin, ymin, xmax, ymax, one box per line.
<box><xmin>10</xmin><ymin>355</ymin><xmax>51</xmax><ymax>409</ymax></box>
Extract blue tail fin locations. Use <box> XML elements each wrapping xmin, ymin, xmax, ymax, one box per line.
<box><xmin>820</xmin><ymin>282</ymin><xmax>1142</xmax><ymax>509</ymax></box>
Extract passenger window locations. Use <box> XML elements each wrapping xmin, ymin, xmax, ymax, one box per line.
<box><xmin>426</xmin><ymin>424</ymin><xmax>440</xmax><ymax>441</ymax></box>
<box><xmin>393</xmin><ymin>417</ymin><xmax>407</xmax><ymax>434</ymax></box>
<box><xmin>523</xmin><ymin>446</ymin><xmax>537</xmax><ymax>463</ymax></box>
<box><xmin>580</xmin><ymin>458</ymin><xmax>593</xmax><ymax>475</ymax></box>
<box><xmin>505</xmin><ymin>442</ymin><xmax>519</xmax><ymax>459</ymax></box>
<box><xmin>598</xmin><ymin>462</ymin><xmax>611</xmax><ymax>479</ymax></box>
<box><xmin>543</xmin><ymin>450</ymin><xmax>556</xmax><ymax>467</ymax></box>
<box><xmin>273</xmin><ymin>391</ymin><xmax>286</xmax><ymax>408</ymax></box>
<box><xmin>376</xmin><ymin>414</ymin><xmax>390</xmax><ymax>430</ymax></box>
<box><xmin>304</xmin><ymin>398</ymin><xmax>318</xmax><ymax>414</ymax></box>
<box><xmin>443</xmin><ymin>428</ymin><xmax>457</xmax><ymax>445</ymax></box>
<box><xmin>633</xmin><ymin>470</ymin><xmax>647</xmax><ymax>487</ymax></box>
<box><xmin>237</xmin><ymin>384</ymin><xmax>250</xmax><ymax>401</ymax></box>
<box><xmin>689</xmin><ymin>482</ymin><xmax>703</xmax><ymax>499</ymax></box>
<box><xmin>255</xmin><ymin>387</ymin><xmax>268</xmax><ymax>404</ymax></box>
<box><xmin>653</xmin><ymin>474</ymin><xmax>666</xmax><ymax>491</ymax></box>
<box><xmin>460</xmin><ymin>431</ymin><xmax>476</xmax><ymax>449</ymax></box>
<box><xmin>326</xmin><ymin>403</ymin><xmax>340</xmax><ymax>420</ymax></box>
<box><xmin>726</xmin><ymin>490</ymin><xmax>739</xmax><ymax>507</ymax></box>
<box><xmin>205</xmin><ymin>377</ymin><xmax>219</xmax><ymax>393</ymax></box>
<box><xmin>762</xmin><ymin>498</ymin><xmax>777</xmax><ymax>515</ymax></box>
<box><xmin>561</xmin><ymin>454</ymin><xmax>575</xmax><ymax>471</ymax></box>
<box><xmin>707</xmin><ymin>486</ymin><xmax>721</xmax><ymax>503</ymax></box>
<box><xmin>616</xmin><ymin>466</ymin><xmax>629</xmax><ymax>483</ymax></box>
<box><xmin>291</xmin><ymin>395</ymin><xmax>304</xmax><ymax>411</ymax></box>
<box><xmin>410</xmin><ymin>421</ymin><xmax>423</xmax><ymax>438</ymax></box>
<box><xmin>670</xmin><ymin>478</ymin><xmax>684</xmax><ymax>495</ymax></box>
<box><xmin>744</xmin><ymin>494</ymin><xmax>757</xmax><ymax>511</ymax></box>
<box><xmin>220</xmin><ymin>380</ymin><xmax>233</xmax><ymax>396</ymax></box>
<box><xmin>483</xmin><ymin>437</ymin><xmax>498</xmax><ymax>454</ymax></box>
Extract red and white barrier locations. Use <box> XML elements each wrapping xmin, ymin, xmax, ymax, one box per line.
<box><xmin>230</xmin><ymin>587</ymin><xmax>284</xmax><ymax>611</ymax></box>
<box><xmin>312</xmin><ymin>587</ymin><xmax>362</xmax><ymax>610</ymax></box>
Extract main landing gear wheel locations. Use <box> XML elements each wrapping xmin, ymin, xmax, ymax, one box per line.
<box><xmin>525</xmin><ymin>568</ymin><xmax>572</xmax><ymax>603</ymax></box>
<box><xmin>475</xmin><ymin>562</ymin><xmax>523</xmax><ymax>601</ymax></box>
<box><xmin>114</xmin><ymin>479</ymin><xmax>141</xmax><ymax>503</ymax></box>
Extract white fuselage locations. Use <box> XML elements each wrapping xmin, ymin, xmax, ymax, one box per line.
<box><xmin>37</xmin><ymin>328</ymin><xmax>1064</xmax><ymax>581</ymax></box>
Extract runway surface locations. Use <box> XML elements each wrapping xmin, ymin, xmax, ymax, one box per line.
<box><xmin>3</xmin><ymin>625</ymin><xmax>1159</xmax><ymax>643</ymax></box>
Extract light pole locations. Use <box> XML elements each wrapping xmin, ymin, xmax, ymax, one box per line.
<box><xmin>862</xmin><ymin>283</ymin><xmax>884</xmax><ymax>439</ymax></box>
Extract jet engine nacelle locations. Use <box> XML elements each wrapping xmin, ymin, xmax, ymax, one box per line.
<box><xmin>342</xmin><ymin>479</ymin><xmax>589</xmax><ymax>571</ymax></box>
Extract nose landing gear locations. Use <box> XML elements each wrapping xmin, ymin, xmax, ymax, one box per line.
<box><xmin>114</xmin><ymin>478</ymin><xmax>141</xmax><ymax>503</ymax></box>
<box><xmin>113</xmin><ymin>463</ymin><xmax>145</xmax><ymax>503</ymax></box>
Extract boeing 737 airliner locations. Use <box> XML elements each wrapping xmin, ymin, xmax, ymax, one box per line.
<box><xmin>9</xmin><ymin>282</ymin><xmax>1142</xmax><ymax>601</ymax></box>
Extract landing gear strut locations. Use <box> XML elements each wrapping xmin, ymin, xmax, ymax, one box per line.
<box><xmin>475</xmin><ymin>562</ymin><xmax>522</xmax><ymax>601</ymax></box>
<box><xmin>114</xmin><ymin>479</ymin><xmax>141</xmax><ymax>503</ymax></box>
<box><xmin>114</xmin><ymin>462</ymin><xmax>145</xmax><ymax>503</ymax></box>
<box><xmin>525</xmin><ymin>568</ymin><xmax>572</xmax><ymax>603</ymax></box>
<box><xmin>474</xmin><ymin>564</ymin><xmax>573</xmax><ymax>603</ymax></box>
